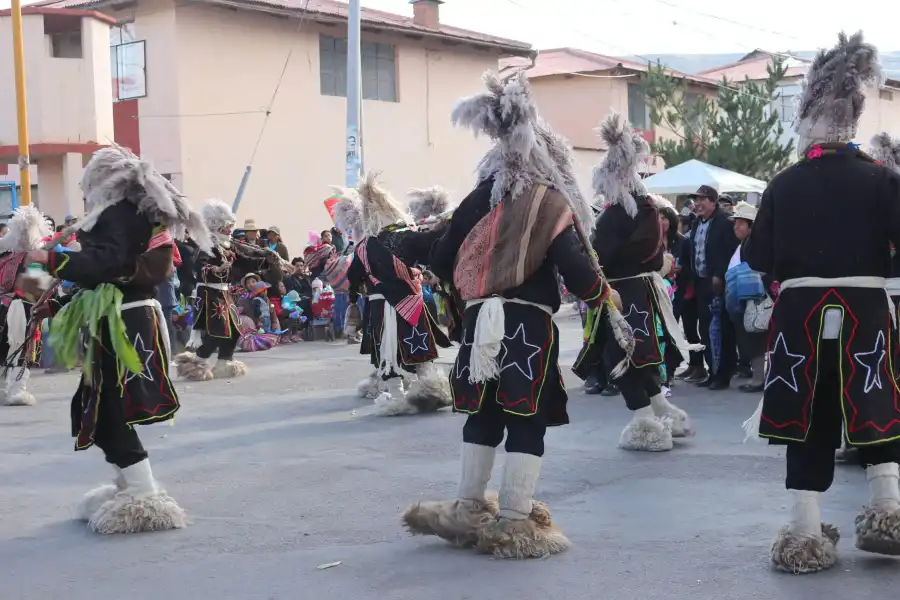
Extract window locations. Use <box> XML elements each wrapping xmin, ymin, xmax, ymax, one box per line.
<box><xmin>51</xmin><ymin>31</ymin><xmax>82</xmax><ymax>58</ymax></box>
<box><xmin>110</xmin><ymin>32</ymin><xmax>147</xmax><ymax>101</ymax></box>
<box><xmin>320</xmin><ymin>35</ymin><xmax>397</xmax><ymax>102</ymax></box>
<box><xmin>774</xmin><ymin>83</ymin><xmax>800</xmax><ymax>124</ymax></box>
<box><xmin>627</xmin><ymin>83</ymin><xmax>648</xmax><ymax>130</ymax></box>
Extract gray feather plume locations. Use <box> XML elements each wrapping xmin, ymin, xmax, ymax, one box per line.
<box><xmin>357</xmin><ymin>171</ymin><xmax>411</xmax><ymax>237</ymax></box>
<box><xmin>870</xmin><ymin>132</ymin><xmax>900</xmax><ymax>172</ymax></box>
<box><xmin>592</xmin><ymin>112</ymin><xmax>649</xmax><ymax>218</ymax></box>
<box><xmin>407</xmin><ymin>186</ymin><xmax>453</xmax><ymax>221</ymax></box>
<box><xmin>795</xmin><ymin>31</ymin><xmax>881</xmax><ymax>146</ymax></box>
<box><xmin>451</xmin><ymin>69</ymin><xmax>594</xmax><ymax>231</ymax></box>
<box><xmin>329</xmin><ymin>186</ymin><xmax>364</xmax><ymax>241</ymax></box>
<box><xmin>70</xmin><ymin>144</ymin><xmax>211</xmax><ymax>253</ymax></box>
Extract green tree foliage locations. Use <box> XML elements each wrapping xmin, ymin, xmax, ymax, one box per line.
<box><xmin>641</xmin><ymin>56</ymin><xmax>796</xmax><ymax>180</ymax></box>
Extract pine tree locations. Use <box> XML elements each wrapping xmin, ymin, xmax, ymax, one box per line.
<box><xmin>641</xmin><ymin>56</ymin><xmax>796</xmax><ymax>180</ymax></box>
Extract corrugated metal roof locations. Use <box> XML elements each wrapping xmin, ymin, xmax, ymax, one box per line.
<box><xmin>34</xmin><ymin>0</ymin><xmax>532</xmax><ymax>54</ymax></box>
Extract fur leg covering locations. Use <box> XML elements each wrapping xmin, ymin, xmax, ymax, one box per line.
<box><xmin>771</xmin><ymin>491</ymin><xmax>838</xmax><ymax>574</ymax></box>
<box><xmin>174</xmin><ymin>352</ymin><xmax>213</xmax><ymax>381</ymax></box>
<box><xmin>618</xmin><ymin>407</ymin><xmax>673</xmax><ymax>452</ymax></box>
<box><xmin>771</xmin><ymin>525</ymin><xmax>839</xmax><ymax>574</ymax></box>
<box><xmin>649</xmin><ymin>392</ymin><xmax>693</xmax><ymax>437</ymax></box>
<box><xmin>356</xmin><ymin>372</ymin><xmax>383</xmax><ymax>399</ymax></box>
<box><xmin>4</xmin><ymin>367</ymin><xmax>35</xmax><ymax>406</ymax></box>
<box><xmin>475</xmin><ymin>453</ymin><xmax>570</xmax><ymax>559</ymax></box>
<box><xmin>213</xmin><ymin>359</ymin><xmax>248</xmax><ymax>379</ymax></box>
<box><xmin>76</xmin><ymin>465</ymin><xmax>125</xmax><ymax>521</ymax></box>
<box><xmin>88</xmin><ymin>459</ymin><xmax>186</xmax><ymax>534</ymax></box>
<box><xmin>374</xmin><ymin>377</ymin><xmax>418</xmax><ymax>416</ymax></box>
<box><xmin>402</xmin><ymin>443</ymin><xmax>497</xmax><ymax>547</ymax></box>
<box><xmin>404</xmin><ymin>362</ymin><xmax>452</xmax><ymax>413</ymax></box>
<box><xmin>855</xmin><ymin>463</ymin><xmax>900</xmax><ymax>555</ymax></box>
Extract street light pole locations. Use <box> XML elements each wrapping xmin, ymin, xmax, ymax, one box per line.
<box><xmin>344</xmin><ymin>0</ymin><xmax>363</xmax><ymax>188</ymax></box>
<box><xmin>10</xmin><ymin>0</ymin><xmax>32</xmax><ymax>206</ymax></box>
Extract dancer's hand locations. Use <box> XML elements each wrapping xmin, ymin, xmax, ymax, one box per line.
<box><xmin>25</xmin><ymin>250</ymin><xmax>49</xmax><ymax>265</ymax></box>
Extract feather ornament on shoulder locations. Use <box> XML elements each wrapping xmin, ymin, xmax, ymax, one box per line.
<box><xmin>592</xmin><ymin>112</ymin><xmax>649</xmax><ymax>218</ymax></box>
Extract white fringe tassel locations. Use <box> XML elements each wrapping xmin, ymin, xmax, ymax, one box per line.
<box><xmin>6</xmin><ymin>299</ymin><xmax>26</xmax><ymax>361</ymax></box>
<box><xmin>377</xmin><ymin>302</ymin><xmax>401</xmax><ymax>377</ymax></box>
<box><xmin>468</xmin><ymin>297</ymin><xmax>505</xmax><ymax>384</ymax></box>
<box><xmin>742</xmin><ymin>396</ymin><xmax>765</xmax><ymax>443</ymax></box>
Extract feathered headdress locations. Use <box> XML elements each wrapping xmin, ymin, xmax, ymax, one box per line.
<box><xmin>592</xmin><ymin>112</ymin><xmax>649</xmax><ymax>218</ymax></box>
<box><xmin>202</xmin><ymin>199</ymin><xmax>236</xmax><ymax>232</ymax></box>
<box><xmin>0</xmin><ymin>205</ymin><xmax>53</xmax><ymax>253</ymax></box>
<box><xmin>451</xmin><ymin>70</ymin><xmax>594</xmax><ymax>231</ymax></box>
<box><xmin>407</xmin><ymin>186</ymin><xmax>453</xmax><ymax>221</ymax></box>
<box><xmin>70</xmin><ymin>144</ymin><xmax>211</xmax><ymax>253</ymax></box>
<box><xmin>870</xmin><ymin>132</ymin><xmax>900</xmax><ymax>172</ymax></box>
<box><xmin>357</xmin><ymin>171</ymin><xmax>411</xmax><ymax>237</ymax></box>
<box><xmin>794</xmin><ymin>31</ymin><xmax>881</xmax><ymax>149</ymax></box>
<box><xmin>649</xmin><ymin>194</ymin><xmax>676</xmax><ymax>215</ymax></box>
<box><xmin>328</xmin><ymin>186</ymin><xmax>364</xmax><ymax>241</ymax></box>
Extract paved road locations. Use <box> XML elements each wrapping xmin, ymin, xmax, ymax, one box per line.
<box><xmin>1</xmin><ymin>310</ymin><xmax>897</xmax><ymax>599</ymax></box>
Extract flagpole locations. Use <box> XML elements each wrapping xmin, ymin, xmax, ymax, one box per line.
<box><xmin>10</xmin><ymin>0</ymin><xmax>32</xmax><ymax>205</ymax></box>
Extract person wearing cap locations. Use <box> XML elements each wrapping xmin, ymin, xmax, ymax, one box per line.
<box><xmin>717</xmin><ymin>194</ymin><xmax>735</xmax><ymax>215</ymax></box>
<box><xmin>686</xmin><ymin>184</ymin><xmax>740</xmax><ymax>389</ymax></box>
<box><xmin>265</xmin><ymin>226</ymin><xmax>289</xmax><ymax>261</ymax></box>
<box><xmin>743</xmin><ymin>32</ymin><xmax>900</xmax><ymax>573</ymax></box>
<box><xmin>725</xmin><ymin>202</ymin><xmax>769</xmax><ymax>393</ymax></box>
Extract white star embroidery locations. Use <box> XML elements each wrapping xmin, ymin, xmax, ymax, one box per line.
<box><xmin>455</xmin><ymin>337</ymin><xmax>472</xmax><ymax>380</ymax></box>
<box><xmin>499</xmin><ymin>324</ymin><xmax>542</xmax><ymax>380</ymax></box>
<box><xmin>622</xmin><ymin>304</ymin><xmax>651</xmax><ymax>337</ymax></box>
<box><xmin>854</xmin><ymin>330</ymin><xmax>886</xmax><ymax>394</ymax></box>
<box><xmin>403</xmin><ymin>326</ymin><xmax>430</xmax><ymax>354</ymax></box>
<box><xmin>124</xmin><ymin>333</ymin><xmax>155</xmax><ymax>384</ymax></box>
<box><xmin>764</xmin><ymin>332</ymin><xmax>806</xmax><ymax>393</ymax></box>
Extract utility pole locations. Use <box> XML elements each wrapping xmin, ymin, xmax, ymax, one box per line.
<box><xmin>11</xmin><ymin>0</ymin><xmax>32</xmax><ymax>205</ymax></box>
<box><xmin>344</xmin><ymin>0</ymin><xmax>363</xmax><ymax>188</ymax></box>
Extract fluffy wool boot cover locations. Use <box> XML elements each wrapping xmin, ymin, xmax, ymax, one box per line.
<box><xmin>405</xmin><ymin>362</ymin><xmax>452</xmax><ymax>413</ymax></box>
<box><xmin>76</xmin><ymin>465</ymin><xmax>125</xmax><ymax>521</ymax></box>
<box><xmin>649</xmin><ymin>392</ymin><xmax>693</xmax><ymax>437</ymax></box>
<box><xmin>771</xmin><ymin>491</ymin><xmax>838</xmax><ymax>574</ymax></box>
<box><xmin>356</xmin><ymin>372</ymin><xmax>382</xmax><ymax>399</ymax></box>
<box><xmin>618</xmin><ymin>406</ymin><xmax>673</xmax><ymax>451</ymax></box>
<box><xmin>400</xmin><ymin>443</ymin><xmax>498</xmax><ymax>547</ymax></box>
<box><xmin>174</xmin><ymin>352</ymin><xmax>213</xmax><ymax>381</ymax></box>
<box><xmin>475</xmin><ymin>500</ymin><xmax>571</xmax><ymax>559</ymax></box>
<box><xmin>213</xmin><ymin>359</ymin><xmax>247</xmax><ymax>379</ymax></box>
<box><xmin>855</xmin><ymin>463</ymin><xmax>900</xmax><ymax>555</ymax></box>
<box><xmin>4</xmin><ymin>368</ymin><xmax>35</xmax><ymax>406</ymax></box>
<box><xmin>374</xmin><ymin>377</ymin><xmax>418</xmax><ymax>416</ymax></box>
<box><xmin>88</xmin><ymin>459</ymin><xmax>186</xmax><ymax>534</ymax></box>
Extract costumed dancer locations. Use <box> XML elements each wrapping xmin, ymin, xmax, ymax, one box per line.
<box><xmin>28</xmin><ymin>145</ymin><xmax>210</xmax><ymax>534</ymax></box>
<box><xmin>742</xmin><ymin>32</ymin><xmax>900</xmax><ymax>573</ymax></box>
<box><xmin>344</xmin><ymin>172</ymin><xmax>453</xmax><ymax>416</ymax></box>
<box><xmin>174</xmin><ymin>199</ymin><xmax>281</xmax><ymax>380</ymax></box>
<box><xmin>402</xmin><ymin>71</ymin><xmax>629</xmax><ymax>558</ymax></box>
<box><xmin>0</xmin><ymin>205</ymin><xmax>55</xmax><ymax>406</ymax></box>
<box><xmin>577</xmin><ymin>113</ymin><xmax>701</xmax><ymax>452</ymax></box>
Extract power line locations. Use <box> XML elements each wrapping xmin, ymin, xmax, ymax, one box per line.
<box><xmin>642</xmin><ymin>0</ymin><xmax>803</xmax><ymax>41</ymax></box>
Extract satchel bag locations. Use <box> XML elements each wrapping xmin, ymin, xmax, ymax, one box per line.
<box><xmin>743</xmin><ymin>295</ymin><xmax>774</xmax><ymax>333</ymax></box>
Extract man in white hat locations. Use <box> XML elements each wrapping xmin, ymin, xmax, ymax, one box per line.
<box><xmin>744</xmin><ymin>32</ymin><xmax>900</xmax><ymax>573</ymax></box>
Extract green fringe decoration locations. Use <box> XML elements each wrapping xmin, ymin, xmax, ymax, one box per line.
<box><xmin>49</xmin><ymin>283</ymin><xmax>143</xmax><ymax>381</ymax></box>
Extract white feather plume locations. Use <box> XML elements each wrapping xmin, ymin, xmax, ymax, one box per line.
<box><xmin>407</xmin><ymin>186</ymin><xmax>453</xmax><ymax>221</ymax></box>
<box><xmin>0</xmin><ymin>205</ymin><xmax>53</xmax><ymax>253</ymax></box>
<box><xmin>592</xmin><ymin>112</ymin><xmax>649</xmax><ymax>218</ymax></box>
<box><xmin>357</xmin><ymin>171</ymin><xmax>411</xmax><ymax>237</ymax></box>
<box><xmin>329</xmin><ymin>186</ymin><xmax>364</xmax><ymax>241</ymax></box>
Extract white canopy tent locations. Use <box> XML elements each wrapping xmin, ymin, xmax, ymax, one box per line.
<box><xmin>642</xmin><ymin>159</ymin><xmax>767</xmax><ymax>195</ymax></box>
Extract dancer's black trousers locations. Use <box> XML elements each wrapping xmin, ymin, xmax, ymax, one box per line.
<box><xmin>196</xmin><ymin>331</ymin><xmax>239</xmax><ymax>361</ymax></box>
<box><xmin>614</xmin><ymin>366</ymin><xmax>661</xmax><ymax>411</ymax></box>
<box><xmin>92</xmin><ymin>392</ymin><xmax>148</xmax><ymax>469</ymax></box>
<box><xmin>785</xmin><ymin>340</ymin><xmax>900</xmax><ymax>492</ymax></box>
<box><xmin>463</xmin><ymin>398</ymin><xmax>547</xmax><ymax>457</ymax></box>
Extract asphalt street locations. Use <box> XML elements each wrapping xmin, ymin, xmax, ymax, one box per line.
<box><xmin>1</xmin><ymin>308</ymin><xmax>898</xmax><ymax>599</ymax></box>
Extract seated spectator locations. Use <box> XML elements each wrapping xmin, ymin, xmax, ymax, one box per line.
<box><xmin>265</xmin><ymin>226</ymin><xmax>290</xmax><ymax>260</ymax></box>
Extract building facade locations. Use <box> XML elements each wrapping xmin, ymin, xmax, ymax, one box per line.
<box><xmin>24</xmin><ymin>0</ymin><xmax>531</xmax><ymax>248</ymax></box>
